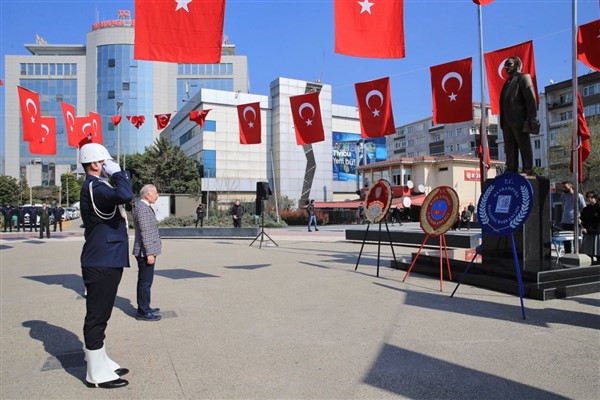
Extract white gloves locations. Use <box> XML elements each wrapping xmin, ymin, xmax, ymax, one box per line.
<box><xmin>103</xmin><ymin>159</ymin><xmax>121</xmax><ymax>176</ymax></box>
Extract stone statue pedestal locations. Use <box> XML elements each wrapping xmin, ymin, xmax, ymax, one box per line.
<box><xmin>481</xmin><ymin>176</ymin><xmax>552</xmax><ymax>278</ymax></box>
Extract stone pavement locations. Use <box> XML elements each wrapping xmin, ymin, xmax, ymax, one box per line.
<box><xmin>1</xmin><ymin>222</ymin><xmax>599</xmax><ymax>399</ymax></box>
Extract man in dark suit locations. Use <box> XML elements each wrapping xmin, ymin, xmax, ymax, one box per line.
<box><xmin>132</xmin><ymin>184</ymin><xmax>162</xmax><ymax>322</ymax></box>
<box><xmin>499</xmin><ymin>56</ymin><xmax>538</xmax><ymax>175</ymax></box>
<box><xmin>79</xmin><ymin>143</ymin><xmax>132</xmax><ymax>389</ymax></box>
<box><xmin>52</xmin><ymin>204</ymin><xmax>64</xmax><ymax>232</ymax></box>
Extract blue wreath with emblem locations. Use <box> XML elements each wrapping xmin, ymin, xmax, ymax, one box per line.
<box><xmin>478</xmin><ymin>173</ymin><xmax>534</xmax><ymax>237</ymax></box>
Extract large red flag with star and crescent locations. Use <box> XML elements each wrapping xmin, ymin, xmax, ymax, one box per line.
<box><xmin>237</xmin><ymin>102</ymin><xmax>261</xmax><ymax>144</ymax></box>
<box><xmin>430</xmin><ymin>57</ymin><xmax>473</xmax><ymax>124</ymax></box>
<box><xmin>17</xmin><ymin>86</ymin><xmax>42</xmax><ymax>142</ymax></box>
<box><xmin>290</xmin><ymin>92</ymin><xmax>325</xmax><ymax>145</ymax></box>
<box><xmin>60</xmin><ymin>102</ymin><xmax>79</xmax><ymax>147</ymax></box>
<box><xmin>134</xmin><ymin>0</ymin><xmax>226</xmax><ymax>63</ymax></box>
<box><xmin>577</xmin><ymin>19</ymin><xmax>600</xmax><ymax>72</ymax></box>
<box><xmin>334</xmin><ymin>0</ymin><xmax>405</xmax><ymax>59</ymax></box>
<box><xmin>155</xmin><ymin>113</ymin><xmax>172</xmax><ymax>130</ymax></box>
<box><xmin>484</xmin><ymin>40</ymin><xmax>538</xmax><ymax>115</ymax></box>
<box><xmin>354</xmin><ymin>77</ymin><xmax>395</xmax><ymax>138</ymax></box>
<box><xmin>29</xmin><ymin>116</ymin><xmax>57</xmax><ymax>155</ymax></box>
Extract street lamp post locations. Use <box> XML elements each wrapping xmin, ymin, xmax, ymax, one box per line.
<box><xmin>116</xmin><ymin>101</ymin><xmax>123</xmax><ymax>164</ymax></box>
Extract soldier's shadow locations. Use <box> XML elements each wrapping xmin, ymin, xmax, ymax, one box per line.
<box><xmin>22</xmin><ymin>320</ymin><xmax>86</xmax><ymax>384</ymax></box>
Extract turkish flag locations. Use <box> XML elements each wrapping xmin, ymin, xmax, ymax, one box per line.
<box><xmin>430</xmin><ymin>58</ymin><xmax>473</xmax><ymax>124</ymax></box>
<box><xmin>190</xmin><ymin>109</ymin><xmax>211</xmax><ymax>127</ymax></box>
<box><xmin>577</xmin><ymin>19</ymin><xmax>600</xmax><ymax>72</ymax></box>
<box><xmin>134</xmin><ymin>0</ymin><xmax>226</xmax><ymax>63</ymax></box>
<box><xmin>155</xmin><ymin>113</ymin><xmax>172</xmax><ymax>130</ymax></box>
<box><xmin>111</xmin><ymin>115</ymin><xmax>122</xmax><ymax>126</ymax></box>
<box><xmin>237</xmin><ymin>103</ymin><xmax>261</xmax><ymax>144</ymax></box>
<box><xmin>334</xmin><ymin>0</ymin><xmax>405</xmax><ymax>59</ymax></box>
<box><xmin>89</xmin><ymin>112</ymin><xmax>103</xmax><ymax>144</ymax></box>
<box><xmin>485</xmin><ymin>40</ymin><xmax>538</xmax><ymax>115</ymax></box>
<box><xmin>290</xmin><ymin>92</ymin><xmax>325</xmax><ymax>145</ymax></box>
<box><xmin>354</xmin><ymin>77</ymin><xmax>395</xmax><ymax>138</ymax></box>
<box><xmin>570</xmin><ymin>91</ymin><xmax>592</xmax><ymax>182</ymax></box>
<box><xmin>60</xmin><ymin>102</ymin><xmax>79</xmax><ymax>147</ymax></box>
<box><xmin>472</xmin><ymin>0</ymin><xmax>494</xmax><ymax>5</ymax></box>
<box><xmin>75</xmin><ymin>116</ymin><xmax>101</xmax><ymax>147</ymax></box>
<box><xmin>17</xmin><ymin>86</ymin><xmax>42</xmax><ymax>141</ymax></box>
<box><xmin>29</xmin><ymin>116</ymin><xmax>57</xmax><ymax>155</ymax></box>
<box><xmin>126</xmin><ymin>115</ymin><xmax>145</xmax><ymax>129</ymax></box>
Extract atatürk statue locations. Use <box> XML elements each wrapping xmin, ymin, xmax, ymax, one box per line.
<box><xmin>499</xmin><ymin>56</ymin><xmax>539</xmax><ymax>175</ymax></box>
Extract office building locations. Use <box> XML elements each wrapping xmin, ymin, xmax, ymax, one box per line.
<box><xmin>3</xmin><ymin>9</ymin><xmax>248</xmax><ymax>186</ymax></box>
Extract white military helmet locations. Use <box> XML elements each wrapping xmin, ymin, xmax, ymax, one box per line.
<box><xmin>79</xmin><ymin>143</ymin><xmax>113</xmax><ymax>164</ymax></box>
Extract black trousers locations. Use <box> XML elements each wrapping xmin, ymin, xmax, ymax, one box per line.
<box><xmin>53</xmin><ymin>219</ymin><xmax>62</xmax><ymax>231</ymax></box>
<box><xmin>195</xmin><ymin>217</ymin><xmax>204</xmax><ymax>228</ymax></box>
<box><xmin>82</xmin><ymin>267</ymin><xmax>123</xmax><ymax>350</ymax></box>
<box><xmin>136</xmin><ymin>256</ymin><xmax>155</xmax><ymax>314</ymax></box>
<box><xmin>39</xmin><ymin>221</ymin><xmax>50</xmax><ymax>238</ymax></box>
<box><xmin>561</xmin><ymin>223</ymin><xmax>575</xmax><ymax>254</ymax></box>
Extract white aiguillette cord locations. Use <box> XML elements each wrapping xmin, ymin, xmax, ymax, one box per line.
<box><xmin>89</xmin><ymin>180</ymin><xmax>128</xmax><ymax>226</ymax></box>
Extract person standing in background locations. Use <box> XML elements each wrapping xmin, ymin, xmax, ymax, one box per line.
<box><xmin>560</xmin><ymin>180</ymin><xmax>586</xmax><ymax>254</ymax></box>
<box><xmin>231</xmin><ymin>200</ymin><xmax>244</xmax><ymax>228</ymax></box>
<box><xmin>39</xmin><ymin>202</ymin><xmax>51</xmax><ymax>239</ymax></box>
<box><xmin>132</xmin><ymin>184</ymin><xmax>162</xmax><ymax>322</ymax></box>
<box><xmin>195</xmin><ymin>203</ymin><xmax>206</xmax><ymax>228</ymax></box>
<box><xmin>307</xmin><ymin>199</ymin><xmax>318</xmax><ymax>232</ymax></box>
<box><xmin>53</xmin><ymin>204</ymin><xmax>64</xmax><ymax>232</ymax></box>
<box><xmin>580</xmin><ymin>191</ymin><xmax>600</xmax><ymax>265</ymax></box>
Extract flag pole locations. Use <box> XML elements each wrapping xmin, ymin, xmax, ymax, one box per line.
<box><xmin>477</xmin><ymin>4</ymin><xmax>489</xmax><ymax>189</ymax></box>
<box><xmin>571</xmin><ymin>0</ymin><xmax>580</xmax><ymax>254</ymax></box>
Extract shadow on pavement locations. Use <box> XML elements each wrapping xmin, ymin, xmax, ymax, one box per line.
<box><xmin>364</xmin><ymin>343</ymin><xmax>569</xmax><ymax>399</ymax></box>
<box><xmin>22</xmin><ymin>274</ymin><xmax>85</xmax><ymax>297</ymax></box>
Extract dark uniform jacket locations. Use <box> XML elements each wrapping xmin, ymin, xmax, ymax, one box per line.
<box><xmin>80</xmin><ymin>171</ymin><xmax>133</xmax><ymax>269</ymax></box>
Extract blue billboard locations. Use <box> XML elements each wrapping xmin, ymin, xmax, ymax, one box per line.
<box><xmin>332</xmin><ymin>132</ymin><xmax>387</xmax><ymax>182</ymax></box>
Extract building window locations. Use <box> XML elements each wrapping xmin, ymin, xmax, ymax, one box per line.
<box><xmin>108</xmin><ymin>90</ymin><xmax>115</xmax><ymax>99</ymax></box>
<box><xmin>535</xmin><ymin>159</ymin><xmax>541</xmax><ymax>167</ymax></box>
<box><xmin>56</xmin><ymin>64</ymin><xmax>63</xmax><ymax>75</ymax></box>
<box><xmin>559</xmin><ymin>111</ymin><xmax>573</xmax><ymax>121</ymax></box>
<box><xmin>20</xmin><ymin>64</ymin><xmax>27</xmax><ymax>75</ymax></box>
<box><xmin>584</xmin><ymin>104</ymin><xmax>600</xmax><ymax>117</ymax></box>
<box><xmin>534</xmin><ymin>139</ymin><xmax>541</xmax><ymax>149</ymax></box>
<box><xmin>122</xmin><ymin>82</ymin><xmax>130</xmax><ymax>91</ymax></box>
<box><xmin>204</xmin><ymin>120</ymin><xmax>217</xmax><ymax>132</ymax></box>
<box><xmin>108</xmin><ymin>58</ymin><xmax>116</xmax><ymax>68</ymax></box>
<box><xmin>559</xmin><ymin>92</ymin><xmax>573</xmax><ymax>104</ymax></box>
<box><xmin>583</xmin><ymin>83</ymin><xmax>600</xmax><ymax>96</ymax></box>
<box><xmin>49</xmin><ymin>63</ymin><xmax>55</xmax><ymax>75</ymax></box>
<box><xmin>439</xmin><ymin>167</ymin><xmax>449</xmax><ymax>172</ymax></box>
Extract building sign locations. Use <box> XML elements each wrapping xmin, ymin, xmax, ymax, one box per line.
<box><xmin>92</xmin><ymin>10</ymin><xmax>133</xmax><ymax>31</ymax></box>
<box><xmin>332</xmin><ymin>132</ymin><xmax>386</xmax><ymax>182</ymax></box>
<box><xmin>464</xmin><ymin>169</ymin><xmax>481</xmax><ymax>181</ymax></box>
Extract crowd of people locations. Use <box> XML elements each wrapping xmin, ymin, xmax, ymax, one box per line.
<box><xmin>2</xmin><ymin>202</ymin><xmax>67</xmax><ymax>236</ymax></box>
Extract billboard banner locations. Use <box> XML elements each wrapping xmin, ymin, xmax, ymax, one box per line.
<box><xmin>332</xmin><ymin>132</ymin><xmax>386</xmax><ymax>182</ymax></box>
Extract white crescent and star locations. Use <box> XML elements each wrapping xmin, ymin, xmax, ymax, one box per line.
<box><xmin>175</xmin><ymin>0</ymin><xmax>192</xmax><ymax>12</ymax></box>
<box><xmin>298</xmin><ymin>102</ymin><xmax>315</xmax><ymax>126</ymax></box>
<box><xmin>82</xmin><ymin>122</ymin><xmax>92</xmax><ymax>140</ymax></box>
<box><xmin>365</xmin><ymin>90</ymin><xmax>383</xmax><ymax>117</ymax></box>
<box><xmin>498</xmin><ymin>58</ymin><xmax>509</xmax><ymax>80</ymax></box>
<box><xmin>358</xmin><ymin>0</ymin><xmax>374</xmax><ymax>14</ymax></box>
<box><xmin>441</xmin><ymin>72</ymin><xmax>463</xmax><ymax>102</ymax></box>
<box><xmin>26</xmin><ymin>98</ymin><xmax>38</xmax><ymax>123</ymax></box>
<box><xmin>66</xmin><ymin>111</ymin><xmax>75</xmax><ymax>131</ymax></box>
<box><xmin>91</xmin><ymin>118</ymin><xmax>99</xmax><ymax>137</ymax></box>
<box><xmin>242</xmin><ymin>106</ymin><xmax>257</xmax><ymax>128</ymax></box>
<box><xmin>40</xmin><ymin>122</ymin><xmax>50</xmax><ymax>143</ymax></box>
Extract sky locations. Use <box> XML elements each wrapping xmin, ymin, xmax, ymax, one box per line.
<box><xmin>1</xmin><ymin>0</ymin><xmax>599</xmax><ymax>161</ymax></box>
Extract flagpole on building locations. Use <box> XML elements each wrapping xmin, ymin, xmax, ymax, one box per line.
<box><xmin>571</xmin><ymin>0</ymin><xmax>580</xmax><ymax>254</ymax></box>
<box><xmin>477</xmin><ymin>4</ymin><xmax>489</xmax><ymax>188</ymax></box>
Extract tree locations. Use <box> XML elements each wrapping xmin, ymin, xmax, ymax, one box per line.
<box><xmin>144</xmin><ymin>138</ymin><xmax>201</xmax><ymax>194</ymax></box>
<box><xmin>547</xmin><ymin>116</ymin><xmax>600</xmax><ymax>193</ymax></box>
<box><xmin>0</xmin><ymin>176</ymin><xmax>21</xmax><ymax>205</ymax></box>
<box><xmin>61</xmin><ymin>173</ymin><xmax>82</xmax><ymax>206</ymax></box>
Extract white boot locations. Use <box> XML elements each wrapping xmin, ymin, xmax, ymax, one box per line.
<box><xmin>84</xmin><ymin>345</ymin><xmax>119</xmax><ymax>384</ymax></box>
<box><xmin>102</xmin><ymin>343</ymin><xmax>120</xmax><ymax>371</ymax></box>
